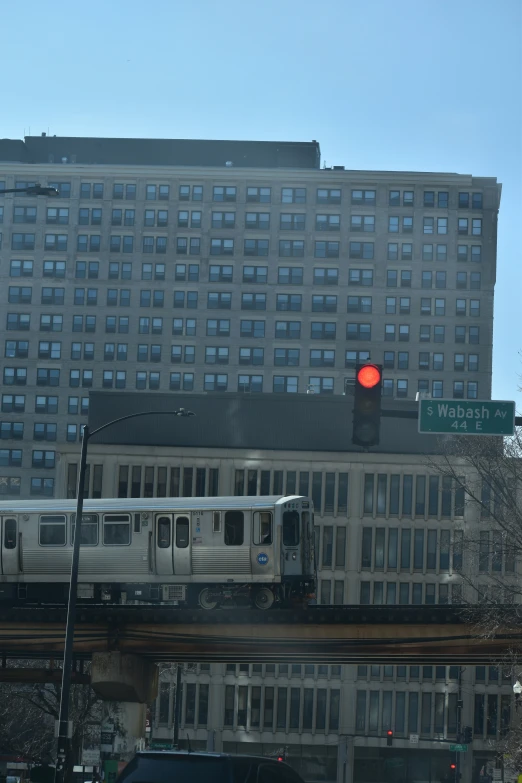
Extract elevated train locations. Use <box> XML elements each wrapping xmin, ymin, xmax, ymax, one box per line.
<box><xmin>0</xmin><ymin>495</ymin><xmax>315</xmax><ymax>609</ymax></box>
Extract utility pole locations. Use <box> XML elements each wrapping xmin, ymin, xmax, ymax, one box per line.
<box><xmin>173</xmin><ymin>665</ymin><xmax>182</xmax><ymax>749</ymax></box>
<box><xmin>456</xmin><ymin>666</ymin><xmax>463</xmax><ymax>783</ymax></box>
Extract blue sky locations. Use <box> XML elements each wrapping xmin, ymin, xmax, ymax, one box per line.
<box><xmin>3</xmin><ymin>0</ymin><xmax>521</xmax><ymax>405</ymax></box>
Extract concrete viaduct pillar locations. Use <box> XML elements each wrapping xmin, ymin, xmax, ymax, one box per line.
<box><xmin>91</xmin><ymin>652</ymin><xmax>158</xmax><ymax>760</ymax></box>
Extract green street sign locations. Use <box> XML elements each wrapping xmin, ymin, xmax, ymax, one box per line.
<box><xmin>450</xmin><ymin>744</ymin><xmax>468</xmax><ymax>752</ymax></box>
<box><xmin>418</xmin><ymin>399</ymin><xmax>515</xmax><ymax>436</ymax></box>
<box><xmin>149</xmin><ymin>741</ymin><xmax>173</xmax><ymax>750</ymax></box>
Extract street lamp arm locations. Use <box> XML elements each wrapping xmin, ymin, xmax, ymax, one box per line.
<box><xmin>88</xmin><ymin>408</ymin><xmax>195</xmax><ymax>440</ymax></box>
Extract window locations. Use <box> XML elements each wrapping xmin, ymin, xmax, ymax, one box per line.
<box><xmin>316</xmin><ymin>214</ymin><xmax>340</xmax><ymax>231</ymax></box>
<box><xmin>317</xmin><ymin>188</ymin><xmax>341</xmax><ymax>204</ymax></box>
<box><xmin>12</xmin><ymin>233</ymin><xmax>35</xmax><ymax>250</ymax></box>
<box><xmin>32</xmin><ymin>450</ymin><xmax>55</xmax><ymax>469</ymax></box>
<box><xmin>242</xmin><ymin>265</ymin><xmax>267</xmax><ymax>284</ymax></box>
<box><xmin>472</xmin><ymin>219</ymin><xmax>482</xmax><ymax>235</ymax></box>
<box><xmin>210</xmin><ymin>238</ymin><xmax>234</xmax><ymax>255</ymax></box>
<box><xmin>437</xmin><ymin>218</ymin><xmax>448</xmax><ymax>234</ymax></box>
<box><xmin>280</xmin><ymin>213</ymin><xmax>305</xmax><ymax>230</ymax></box>
<box><xmin>273</xmin><ymin>376</ymin><xmax>298</xmax><ymax>393</ymax></box>
<box><xmin>204</xmin><ymin>374</ymin><xmax>228</xmax><ymax>391</ymax></box>
<box><xmin>238</xmin><ymin>375</ymin><xmax>263</xmax><ymax>392</ymax></box>
<box><xmin>346</xmin><ymin>323</ymin><xmax>371</xmax><ymax>340</ymax></box>
<box><xmin>349</xmin><ymin>242</ymin><xmax>374</xmax><ymax>259</ymax></box>
<box><xmin>277</xmin><ymin>294</ymin><xmax>302</xmax><ymax>311</ymax></box>
<box><xmin>103</xmin><ymin>514</ymin><xmax>131</xmax><ymax>545</ymax></box>
<box><xmin>279</xmin><ymin>240</ymin><xmax>304</xmax><ymax>257</ymax></box>
<box><xmin>13</xmin><ymin>206</ymin><xmax>37</xmax><ymax>223</ymax></box>
<box><xmin>345</xmin><ymin>350</ymin><xmax>370</xmax><ymax>368</ymax></box>
<box><xmin>212</xmin><ymin>211</ymin><xmax>235</xmax><ymax>229</ymax></box>
<box><xmin>351</xmin><ymin>189</ymin><xmax>375</xmax><ymax>205</ymax></box>
<box><xmin>213</xmin><ymin>186</ymin><xmax>236</xmax><ymax>202</ymax></box>
<box><xmin>179</xmin><ymin>184</ymin><xmax>203</xmax><ymax>201</ymax></box>
<box><xmin>39</xmin><ymin>341</ymin><xmax>61</xmax><ymax>359</ymax></box>
<box><xmin>274</xmin><ymin>348</ymin><xmax>299</xmax><ymax>366</ymax></box>
<box><xmin>309</xmin><ymin>376</ymin><xmax>334</xmax><ymax>394</ymax></box>
<box><xmin>246</xmin><ymin>186</ymin><xmax>271</xmax><ymax>203</ymax></box>
<box><xmin>10</xmin><ymin>260</ymin><xmax>33</xmax><ymax>277</ymax></box>
<box><xmin>0</xmin><ymin>422</ymin><xmax>24</xmax><ymax>440</ymax></box>
<box><xmin>313</xmin><ymin>294</ymin><xmax>337</xmax><ymax>312</ymax></box>
<box><xmin>39</xmin><ymin>514</ymin><xmax>66</xmax><ymax>545</ymax></box>
<box><xmin>349</xmin><ymin>269</ymin><xmax>373</xmax><ymax>286</ymax></box>
<box><xmin>279</xmin><ymin>266</ymin><xmax>304</xmax><ymax>284</ymax></box>
<box><xmin>9</xmin><ymin>286</ymin><xmax>32</xmax><ymax>304</ymax></box>
<box><xmin>282</xmin><ymin>187</ymin><xmax>306</xmax><ymax>204</ymax></box>
<box><xmin>204</xmin><ymin>347</ymin><xmax>228</xmax><ymax>365</ymax></box>
<box><xmin>241</xmin><ymin>320</ymin><xmax>265</xmax><ymax>338</ymax></box>
<box><xmin>310</xmin><ymin>349</ymin><xmax>335</xmax><ymax>367</ymax></box>
<box><xmin>37</xmin><ymin>368</ymin><xmax>60</xmax><ymax>386</ymax></box>
<box><xmin>41</xmin><ymin>287</ymin><xmax>64</xmax><ymax>305</ymax></box>
<box><xmin>315</xmin><ymin>240</ymin><xmax>340</xmax><ymax>259</ymax></box>
<box><xmin>206</xmin><ymin>319</ymin><xmax>229</xmax><ymax>337</ymax></box>
<box><xmin>7</xmin><ymin>313</ymin><xmax>31</xmax><ymax>331</ymax></box>
<box><xmin>274</xmin><ymin>321</ymin><xmax>301</xmax><ymax>339</ymax></box>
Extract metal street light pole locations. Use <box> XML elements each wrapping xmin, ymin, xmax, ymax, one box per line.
<box><xmin>0</xmin><ymin>185</ymin><xmax>59</xmax><ymax>196</ymax></box>
<box><xmin>54</xmin><ymin>408</ymin><xmax>195</xmax><ymax>783</ymax></box>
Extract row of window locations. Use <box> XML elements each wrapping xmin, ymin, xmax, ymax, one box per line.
<box><xmin>4</xmin><ymin>182</ymin><xmax>484</xmax><ymax>208</ymax></box>
<box><xmin>0</xmin><ymin>206</ymin><xmax>486</xmax><ymax>234</ymax></box>
<box><xmin>233</xmin><ymin>469</ymin><xmax>348</xmax><ymax>515</ymax></box>
<box><xmin>157</xmin><ymin>681</ymin><xmax>209</xmax><ymax>728</ymax></box>
<box><xmin>4</xmin><ymin>231</ymin><xmax>485</xmax><ymax>255</ymax></box>
<box><xmin>223</xmin><ymin>684</ymin><xmax>340</xmax><ymax>733</ymax></box>
<box><xmin>5</xmin><ymin>244</ymin><xmax>483</xmax><ymax>284</ymax></box>
<box><xmin>359</xmin><ymin>580</ymin><xmax>462</xmax><ymax>605</ymax></box>
<box><xmin>0</xmin><ymin>449</ymin><xmax>55</xmax><ymax>468</ymax></box>
<box><xmin>1</xmin><ymin>366</ymin><xmax>480</xmax><ymax>399</ymax></box>
<box><xmin>357</xmin><ymin>664</ymin><xmax>460</xmax><ymax>682</ymax></box>
<box><xmin>363</xmin><ymin>474</ymin><xmax>465</xmax><ymax>519</ymax></box>
<box><xmin>0</xmin><ymin>476</ymin><xmax>53</xmax><ymax>496</ymax></box>
<box><xmin>224</xmin><ymin>663</ymin><xmax>342</xmax><ymax>679</ymax></box>
<box><xmin>355</xmin><ymin>689</ymin><xmax>460</xmax><ymax>737</ymax></box>
<box><xmin>1</xmin><ymin>394</ymin><xmax>89</xmax><ymax>415</ymax></box>
<box><xmin>65</xmin><ymin>463</ymin><xmax>220</xmax><ymax>501</ymax></box>
<box><xmin>361</xmin><ymin>527</ymin><xmax>463</xmax><ymax>571</ymax></box>
<box><xmin>3</xmin><ymin>341</ymin><xmax>483</xmax><ymax>373</ymax></box>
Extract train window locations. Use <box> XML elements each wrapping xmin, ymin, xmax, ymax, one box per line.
<box><xmin>283</xmin><ymin>510</ymin><xmax>300</xmax><ymax>546</ymax></box>
<box><xmin>175</xmin><ymin>516</ymin><xmax>189</xmax><ymax>548</ymax></box>
<box><xmin>4</xmin><ymin>519</ymin><xmax>16</xmax><ymax>549</ymax></box>
<box><xmin>71</xmin><ymin>514</ymin><xmax>98</xmax><ymax>546</ymax></box>
<box><xmin>225</xmin><ymin>511</ymin><xmax>244</xmax><ymax>546</ymax></box>
<box><xmin>103</xmin><ymin>514</ymin><xmax>131</xmax><ymax>545</ymax></box>
<box><xmin>39</xmin><ymin>515</ymin><xmax>66</xmax><ymax>546</ymax></box>
<box><xmin>213</xmin><ymin>511</ymin><xmax>221</xmax><ymax>533</ymax></box>
<box><xmin>253</xmin><ymin>511</ymin><xmax>272</xmax><ymax>545</ymax></box>
<box><xmin>157</xmin><ymin>516</ymin><xmax>171</xmax><ymax>548</ymax></box>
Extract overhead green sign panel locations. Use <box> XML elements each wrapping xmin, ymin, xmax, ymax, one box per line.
<box><xmin>449</xmin><ymin>744</ymin><xmax>468</xmax><ymax>752</ymax></box>
<box><xmin>418</xmin><ymin>400</ymin><xmax>515</xmax><ymax>436</ymax></box>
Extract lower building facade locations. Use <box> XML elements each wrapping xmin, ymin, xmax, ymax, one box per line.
<box><xmin>52</xmin><ymin>429</ymin><xmax>513</xmax><ymax>783</ymax></box>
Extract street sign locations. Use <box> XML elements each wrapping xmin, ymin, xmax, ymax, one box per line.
<box><xmin>149</xmin><ymin>741</ymin><xmax>174</xmax><ymax>750</ymax></box>
<box><xmin>450</xmin><ymin>744</ymin><xmax>468</xmax><ymax>752</ymax></box>
<box><xmin>419</xmin><ymin>399</ymin><xmax>515</xmax><ymax>436</ymax></box>
<box><xmin>409</xmin><ymin>733</ymin><xmax>419</xmax><ymax>744</ymax></box>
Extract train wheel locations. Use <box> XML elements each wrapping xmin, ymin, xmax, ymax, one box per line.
<box><xmin>254</xmin><ymin>587</ymin><xmax>275</xmax><ymax>610</ymax></box>
<box><xmin>198</xmin><ymin>588</ymin><xmax>218</xmax><ymax>610</ymax></box>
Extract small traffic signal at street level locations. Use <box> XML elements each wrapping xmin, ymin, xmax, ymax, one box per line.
<box><xmin>352</xmin><ymin>364</ymin><xmax>383</xmax><ymax>449</ymax></box>
<box><xmin>463</xmin><ymin>726</ymin><xmax>473</xmax><ymax>744</ymax></box>
<box><xmin>386</xmin><ymin>730</ymin><xmax>393</xmax><ymax>746</ymax></box>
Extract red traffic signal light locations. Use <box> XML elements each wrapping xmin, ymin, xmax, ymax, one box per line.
<box><xmin>357</xmin><ymin>364</ymin><xmax>382</xmax><ymax>389</ymax></box>
<box><xmin>277</xmin><ymin>757</ymin><xmax>283</xmax><ymax>763</ymax></box>
<box><xmin>450</xmin><ymin>764</ymin><xmax>457</xmax><ymax>771</ymax></box>
<box><xmin>352</xmin><ymin>364</ymin><xmax>383</xmax><ymax>449</ymax></box>
<box><xmin>386</xmin><ymin>729</ymin><xmax>393</xmax><ymax>746</ymax></box>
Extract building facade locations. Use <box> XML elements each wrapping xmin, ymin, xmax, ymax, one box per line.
<box><xmin>52</xmin><ymin>391</ymin><xmax>512</xmax><ymax>783</ymax></box>
<box><xmin>0</xmin><ymin>135</ymin><xmax>501</xmax><ymax>497</ymax></box>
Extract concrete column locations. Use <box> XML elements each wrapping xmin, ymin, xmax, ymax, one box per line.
<box><xmin>93</xmin><ymin>653</ymin><xmax>159</xmax><ymax>760</ymax></box>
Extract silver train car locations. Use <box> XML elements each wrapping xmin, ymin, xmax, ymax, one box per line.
<box><xmin>0</xmin><ymin>495</ymin><xmax>315</xmax><ymax>609</ymax></box>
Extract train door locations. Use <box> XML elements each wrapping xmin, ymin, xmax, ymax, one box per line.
<box><xmin>155</xmin><ymin>514</ymin><xmax>173</xmax><ymax>575</ymax></box>
<box><xmin>282</xmin><ymin>509</ymin><xmax>301</xmax><ymax>577</ymax></box>
<box><xmin>301</xmin><ymin>510</ymin><xmax>313</xmax><ymax>576</ymax></box>
<box><xmin>173</xmin><ymin>514</ymin><xmax>191</xmax><ymax>575</ymax></box>
<box><xmin>1</xmin><ymin>517</ymin><xmax>19</xmax><ymax>575</ymax></box>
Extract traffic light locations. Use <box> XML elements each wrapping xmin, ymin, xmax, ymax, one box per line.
<box><xmin>386</xmin><ymin>730</ymin><xmax>393</xmax><ymax>746</ymax></box>
<box><xmin>463</xmin><ymin>726</ymin><xmax>473</xmax><ymax>744</ymax></box>
<box><xmin>352</xmin><ymin>364</ymin><xmax>383</xmax><ymax>449</ymax></box>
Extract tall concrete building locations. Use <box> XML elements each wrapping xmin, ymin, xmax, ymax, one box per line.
<box><xmin>0</xmin><ymin>135</ymin><xmax>501</xmax><ymax>498</ymax></box>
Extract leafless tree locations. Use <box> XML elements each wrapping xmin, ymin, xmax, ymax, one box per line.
<box><xmin>426</xmin><ymin>430</ymin><xmax>522</xmax><ymax>766</ymax></box>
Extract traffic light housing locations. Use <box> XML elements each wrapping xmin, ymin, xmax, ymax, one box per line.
<box><xmin>463</xmin><ymin>726</ymin><xmax>473</xmax><ymax>744</ymax></box>
<box><xmin>352</xmin><ymin>364</ymin><xmax>383</xmax><ymax>449</ymax></box>
<box><xmin>386</xmin><ymin>730</ymin><xmax>393</xmax><ymax>746</ymax></box>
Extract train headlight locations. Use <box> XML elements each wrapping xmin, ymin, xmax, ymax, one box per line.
<box><xmin>292</xmin><ymin>553</ymin><xmax>297</xmax><ymax>560</ymax></box>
